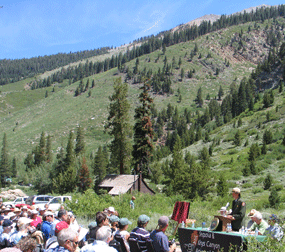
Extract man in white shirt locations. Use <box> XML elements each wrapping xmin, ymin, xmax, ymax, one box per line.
<box><xmin>81</xmin><ymin>226</ymin><xmax>117</xmax><ymax>252</ymax></box>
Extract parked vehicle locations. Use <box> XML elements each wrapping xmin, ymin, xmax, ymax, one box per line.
<box><xmin>3</xmin><ymin>196</ymin><xmax>28</xmax><ymax>208</ymax></box>
<box><xmin>25</xmin><ymin>195</ymin><xmax>53</xmax><ymax>208</ymax></box>
<box><xmin>47</xmin><ymin>196</ymin><xmax>72</xmax><ymax>211</ymax></box>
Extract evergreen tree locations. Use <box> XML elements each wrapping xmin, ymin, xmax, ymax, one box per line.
<box><xmin>218</xmin><ymin>85</ymin><xmax>224</xmax><ymax>100</ymax></box>
<box><xmin>11</xmin><ymin>157</ymin><xmax>17</xmax><ymax>178</ymax></box>
<box><xmin>34</xmin><ymin>131</ymin><xmax>46</xmax><ymax>166</ymax></box>
<box><xmin>54</xmin><ymin>146</ymin><xmax>65</xmax><ymax>176</ymax></box>
<box><xmin>269</xmin><ymin>188</ymin><xmax>280</xmax><ymax>208</ymax></box>
<box><xmin>196</xmin><ymin>87</ymin><xmax>203</xmax><ymax>107</ymax></box>
<box><xmin>75</xmin><ymin>126</ymin><xmax>85</xmax><ymax>156</ymax></box>
<box><xmin>263</xmin><ymin>129</ymin><xmax>273</xmax><ymax>144</ymax></box>
<box><xmin>249</xmin><ymin>161</ymin><xmax>257</xmax><ymax>175</ymax></box>
<box><xmin>180</xmin><ymin>68</ymin><xmax>184</xmax><ymax>80</ymax></box>
<box><xmin>105</xmin><ymin>78</ymin><xmax>132</xmax><ymax>174</ymax></box>
<box><xmin>234</xmin><ymin>130</ymin><xmax>241</xmax><ymax>146</ymax></box>
<box><xmin>46</xmin><ymin>134</ymin><xmax>52</xmax><ymax>163</ymax></box>
<box><xmin>248</xmin><ymin>143</ymin><xmax>260</xmax><ymax>161</ymax></box>
<box><xmin>167</xmin><ymin>137</ymin><xmax>190</xmax><ymax>197</ymax></box>
<box><xmin>24</xmin><ymin>153</ymin><xmax>34</xmax><ymax>171</ymax></box>
<box><xmin>217</xmin><ymin>174</ymin><xmax>229</xmax><ymax>197</ymax></box>
<box><xmin>261</xmin><ymin>142</ymin><xmax>267</xmax><ymax>155</ymax></box>
<box><xmin>65</xmin><ymin>131</ymin><xmax>75</xmax><ymax>169</ymax></box>
<box><xmin>132</xmin><ymin>80</ymin><xmax>154</xmax><ymax>176</ymax></box>
<box><xmin>93</xmin><ymin>145</ymin><xmax>109</xmax><ymax>189</ymax></box>
<box><xmin>77</xmin><ymin>157</ymin><xmax>92</xmax><ymax>193</ymax></box>
<box><xmin>199</xmin><ymin>146</ymin><xmax>210</xmax><ymax>170</ymax></box>
<box><xmin>52</xmin><ymin>165</ymin><xmax>77</xmax><ymax>194</ymax></box>
<box><xmin>0</xmin><ymin>133</ymin><xmax>10</xmax><ymax>185</ymax></box>
<box><xmin>45</xmin><ymin>90</ymin><xmax>48</xmax><ymax>98</ymax></box>
<box><xmin>264</xmin><ymin>173</ymin><xmax>273</xmax><ymax>190</ymax></box>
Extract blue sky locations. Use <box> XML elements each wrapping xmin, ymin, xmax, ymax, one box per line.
<box><xmin>0</xmin><ymin>0</ymin><xmax>283</xmax><ymax>59</ymax></box>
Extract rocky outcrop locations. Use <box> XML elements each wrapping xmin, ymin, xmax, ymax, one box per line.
<box><xmin>0</xmin><ymin>189</ymin><xmax>27</xmax><ymax>200</ymax></box>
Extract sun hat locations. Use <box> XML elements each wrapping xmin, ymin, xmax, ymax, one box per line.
<box><xmin>17</xmin><ymin>217</ymin><xmax>33</xmax><ymax>226</ymax></box>
<box><xmin>247</xmin><ymin>209</ymin><xmax>256</xmax><ymax>217</ymax></box>
<box><xmin>232</xmin><ymin>187</ymin><xmax>241</xmax><ymax>194</ymax></box>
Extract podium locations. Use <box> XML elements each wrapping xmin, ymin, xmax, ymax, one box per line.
<box><xmin>214</xmin><ymin>215</ymin><xmax>232</xmax><ymax>231</ymax></box>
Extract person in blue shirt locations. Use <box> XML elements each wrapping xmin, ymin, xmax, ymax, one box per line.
<box><xmin>265</xmin><ymin>214</ymin><xmax>284</xmax><ymax>241</ymax></box>
<box><xmin>0</xmin><ymin>219</ymin><xmax>13</xmax><ymax>248</ymax></box>
<box><xmin>150</xmin><ymin>216</ymin><xmax>176</xmax><ymax>252</ymax></box>
<box><xmin>42</xmin><ymin>211</ymin><xmax>55</xmax><ymax>241</ymax></box>
<box><xmin>10</xmin><ymin>217</ymin><xmax>32</xmax><ymax>245</ymax></box>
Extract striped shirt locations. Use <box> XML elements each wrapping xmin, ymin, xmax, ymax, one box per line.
<box><xmin>130</xmin><ymin>227</ymin><xmax>150</xmax><ymax>251</ymax></box>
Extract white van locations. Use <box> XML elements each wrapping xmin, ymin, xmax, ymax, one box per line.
<box><xmin>47</xmin><ymin>196</ymin><xmax>72</xmax><ymax>211</ymax></box>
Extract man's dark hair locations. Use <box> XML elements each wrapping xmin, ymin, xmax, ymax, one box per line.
<box><xmin>137</xmin><ymin>220</ymin><xmax>146</xmax><ymax>228</ymax></box>
<box><xmin>96</xmin><ymin>212</ymin><xmax>107</xmax><ymax>225</ymax></box>
<box><xmin>118</xmin><ymin>222</ymin><xmax>127</xmax><ymax>230</ymax></box>
<box><xmin>58</xmin><ymin>209</ymin><xmax>67</xmax><ymax>219</ymax></box>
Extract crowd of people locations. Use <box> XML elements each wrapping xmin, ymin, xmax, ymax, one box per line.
<box><xmin>0</xmin><ymin>198</ymin><xmax>176</xmax><ymax>252</ymax></box>
<box><xmin>0</xmin><ymin>188</ymin><xmax>283</xmax><ymax>252</ymax></box>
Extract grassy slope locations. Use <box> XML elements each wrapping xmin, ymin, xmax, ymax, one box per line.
<box><xmin>1</xmin><ymin>18</ymin><xmax>285</xmax><ymax>213</ymax></box>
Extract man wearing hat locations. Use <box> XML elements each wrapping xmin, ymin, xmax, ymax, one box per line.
<box><xmin>114</xmin><ymin>218</ymin><xmax>132</xmax><ymax>252</ymax></box>
<box><xmin>0</xmin><ymin>219</ymin><xmax>13</xmax><ymax>248</ymax></box>
<box><xmin>247</xmin><ymin>209</ymin><xmax>256</xmax><ymax>229</ymax></box>
<box><xmin>41</xmin><ymin>211</ymin><xmax>55</xmax><ymax>240</ymax></box>
<box><xmin>227</xmin><ymin>187</ymin><xmax>246</xmax><ymax>231</ymax></box>
<box><xmin>10</xmin><ymin>217</ymin><xmax>33</xmax><ymax>245</ymax></box>
<box><xmin>30</xmin><ymin>210</ymin><xmax>42</xmax><ymax>229</ymax></box>
<box><xmin>265</xmin><ymin>214</ymin><xmax>283</xmax><ymax>241</ymax></box>
<box><xmin>109</xmin><ymin>215</ymin><xmax>119</xmax><ymax>235</ymax></box>
<box><xmin>250</xmin><ymin>211</ymin><xmax>268</xmax><ymax>235</ymax></box>
<box><xmin>150</xmin><ymin>216</ymin><xmax>176</xmax><ymax>252</ymax></box>
<box><xmin>130</xmin><ymin>215</ymin><xmax>150</xmax><ymax>251</ymax></box>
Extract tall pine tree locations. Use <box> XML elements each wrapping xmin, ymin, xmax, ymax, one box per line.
<box><xmin>105</xmin><ymin>78</ymin><xmax>132</xmax><ymax>174</ymax></box>
<box><xmin>75</xmin><ymin>126</ymin><xmax>85</xmax><ymax>156</ymax></box>
<box><xmin>0</xmin><ymin>133</ymin><xmax>10</xmax><ymax>185</ymax></box>
<box><xmin>132</xmin><ymin>80</ymin><xmax>154</xmax><ymax>176</ymax></box>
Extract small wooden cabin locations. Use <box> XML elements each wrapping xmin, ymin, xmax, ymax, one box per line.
<box><xmin>98</xmin><ymin>174</ymin><xmax>155</xmax><ymax>196</ymax></box>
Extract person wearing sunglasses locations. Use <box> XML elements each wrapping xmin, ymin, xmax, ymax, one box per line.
<box><xmin>45</xmin><ymin>228</ymin><xmax>79</xmax><ymax>252</ymax></box>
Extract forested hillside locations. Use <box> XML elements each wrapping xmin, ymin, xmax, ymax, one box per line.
<box><xmin>0</xmin><ymin>5</ymin><xmax>285</xmax><ymax>211</ymax></box>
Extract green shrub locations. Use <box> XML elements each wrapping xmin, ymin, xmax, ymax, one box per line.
<box><xmin>271</xmin><ymin>184</ymin><xmax>283</xmax><ymax>192</ymax></box>
<box><xmin>243</xmin><ymin>183</ymin><xmax>253</xmax><ymax>188</ymax></box>
<box><xmin>252</xmin><ymin>187</ymin><xmax>263</xmax><ymax>194</ymax></box>
<box><xmin>254</xmin><ymin>177</ymin><xmax>264</xmax><ymax>184</ymax></box>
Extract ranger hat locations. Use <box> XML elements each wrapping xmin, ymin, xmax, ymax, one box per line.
<box><xmin>232</xmin><ymin>187</ymin><xmax>241</xmax><ymax>194</ymax></box>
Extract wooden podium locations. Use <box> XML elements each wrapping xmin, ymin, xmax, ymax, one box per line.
<box><xmin>214</xmin><ymin>215</ymin><xmax>232</xmax><ymax>232</ymax></box>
